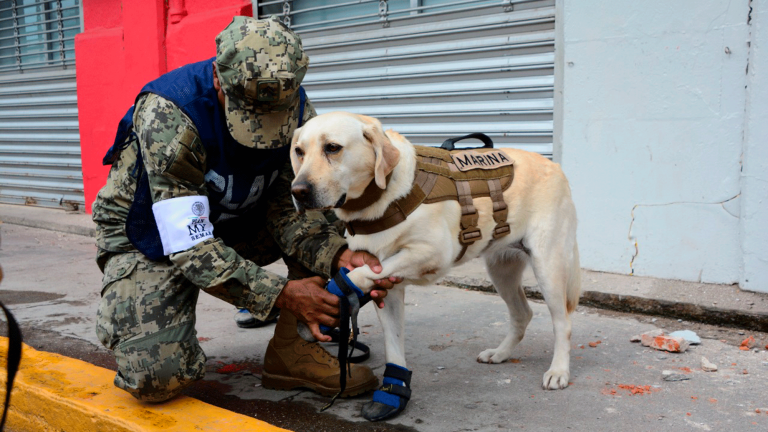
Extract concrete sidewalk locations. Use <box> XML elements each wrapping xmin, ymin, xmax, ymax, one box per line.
<box><xmin>2</xmin><ymin>203</ymin><xmax>766</xmax><ymax>332</ymax></box>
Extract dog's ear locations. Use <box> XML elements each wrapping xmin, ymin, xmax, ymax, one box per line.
<box><xmin>362</xmin><ymin>117</ymin><xmax>400</xmax><ymax>189</ymax></box>
<box><xmin>289</xmin><ymin>126</ymin><xmax>303</xmax><ymax>175</ymax></box>
<box><xmin>289</xmin><ymin>127</ymin><xmax>302</xmax><ymax>175</ymax></box>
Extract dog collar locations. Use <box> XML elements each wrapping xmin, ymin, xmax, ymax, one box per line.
<box><xmin>344</xmin><ymin>175</ymin><xmax>425</xmax><ymax>236</ymax></box>
<box><xmin>338</xmin><ymin>173</ymin><xmax>393</xmax><ymax>212</ymax></box>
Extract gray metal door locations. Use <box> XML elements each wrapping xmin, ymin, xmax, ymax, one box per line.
<box><xmin>0</xmin><ymin>0</ymin><xmax>83</xmax><ymax>210</ymax></box>
<box><xmin>257</xmin><ymin>0</ymin><xmax>555</xmax><ymax>156</ymax></box>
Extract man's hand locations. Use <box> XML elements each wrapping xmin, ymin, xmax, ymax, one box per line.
<box><xmin>275</xmin><ymin>276</ymin><xmax>340</xmax><ymax>342</ymax></box>
<box><xmin>335</xmin><ymin>248</ymin><xmax>403</xmax><ymax>308</ymax></box>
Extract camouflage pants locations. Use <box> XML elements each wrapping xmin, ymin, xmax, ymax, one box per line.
<box><xmin>96</xmin><ymin>226</ymin><xmax>321</xmax><ymax>403</ymax></box>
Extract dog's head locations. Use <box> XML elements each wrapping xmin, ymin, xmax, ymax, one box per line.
<box><xmin>290</xmin><ymin>112</ymin><xmax>400</xmax><ymax>212</ymax></box>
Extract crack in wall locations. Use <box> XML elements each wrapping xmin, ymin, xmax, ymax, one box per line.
<box><xmin>627</xmin><ymin>194</ymin><xmax>741</xmax><ymax>275</ymax></box>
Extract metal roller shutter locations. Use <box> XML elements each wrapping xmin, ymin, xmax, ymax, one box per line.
<box><xmin>257</xmin><ymin>0</ymin><xmax>555</xmax><ymax>156</ymax></box>
<box><xmin>0</xmin><ymin>0</ymin><xmax>83</xmax><ymax>210</ymax></box>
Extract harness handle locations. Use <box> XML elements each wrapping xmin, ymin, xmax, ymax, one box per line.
<box><xmin>440</xmin><ymin>133</ymin><xmax>494</xmax><ymax>151</ymax></box>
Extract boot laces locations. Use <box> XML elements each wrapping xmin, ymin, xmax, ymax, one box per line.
<box><xmin>301</xmin><ymin>341</ymin><xmax>338</xmax><ymax>366</ymax></box>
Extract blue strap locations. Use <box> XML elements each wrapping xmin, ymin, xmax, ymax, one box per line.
<box><xmin>384</xmin><ymin>363</ymin><xmax>412</xmax><ymax>383</ymax></box>
<box><xmin>103</xmin><ymin>106</ymin><xmax>137</xmax><ymax>166</ymax></box>
<box><xmin>319</xmin><ymin>267</ymin><xmax>366</xmax><ymax>334</ymax></box>
<box><xmin>373</xmin><ymin>389</ymin><xmax>401</xmax><ymax>408</ymax></box>
<box><xmin>326</xmin><ymin>267</ymin><xmax>365</xmax><ymax>298</ymax></box>
<box><xmin>373</xmin><ymin>363</ymin><xmax>411</xmax><ymax>409</ymax></box>
<box><xmin>298</xmin><ymin>86</ymin><xmax>306</xmax><ymax>128</ymax></box>
<box><xmin>125</xmin><ymin>148</ymin><xmax>165</xmax><ymax>261</ymax></box>
<box><xmin>383</xmin><ymin>377</ymin><xmax>405</xmax><ymax>387</ymax></box>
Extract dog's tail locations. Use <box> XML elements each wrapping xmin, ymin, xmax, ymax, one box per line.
<box><xmin>565</xmin><ymin>242</ymin><xmax>581</xmax><ymax>314</ymax></box>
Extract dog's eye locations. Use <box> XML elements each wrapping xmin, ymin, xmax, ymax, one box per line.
<box><xmin>295</xmin><ymin>147</ymin><xmax>304</xmax><ymax>157</ymax></box>
<box><xmin>324</xmin><ymin>143</ymin><xmax>342</xmax><ymax>154</ymax></box>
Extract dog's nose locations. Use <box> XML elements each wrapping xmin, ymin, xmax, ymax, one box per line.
<box><xmin>291</xmin><ymin>182</ymin><xmax>313</xmax><ymax>202</ymax></box>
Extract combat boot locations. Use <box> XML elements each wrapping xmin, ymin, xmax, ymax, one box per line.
<box><xmin>262</xmin><ymin>311</ymin><xmax>378</xmax><ymax>397</ymax></box>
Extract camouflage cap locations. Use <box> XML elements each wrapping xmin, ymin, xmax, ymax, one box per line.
<box><xmin>215</xmin><ymin>16</ymin><xmax>309</xmax><ymax>149</ymax></box>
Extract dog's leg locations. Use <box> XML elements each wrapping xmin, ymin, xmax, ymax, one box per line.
<box><xmin>376</xmin><ymin>284</ymin><xmax>407</xmax><ymax>367</ymax></box>
<box><xmin>530</xmin><ymin>244</ymin><xmax>577</xmax><ymax>390</ymax></box>
<box><xmin>360</xmin><ymin>284</ymin><xmax>411</xmax><ymax>422</ymax></box>
<box><xmin>346</xmin><ymin>248</ymin><xmax>437</xmax><ymax>295</ymax></box>
<box><xmin>477</xmin><ymin>251</ymin><xmax>532</xmax><ymax>364</ymax></box>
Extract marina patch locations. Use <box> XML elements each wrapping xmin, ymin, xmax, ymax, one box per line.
<box><xmin>451</xmin><ymin>150</ymin><xmax>514</xmax><ymax>172</ymax></box>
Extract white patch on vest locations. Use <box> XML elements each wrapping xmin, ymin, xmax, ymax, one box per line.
<box><xmin>152</xmin><ymin>195</ymin><xmax>214</xmax><ymax>255</ymax></box>
<box><xmin>450</xmin><ymin>150</ymin><xmax>514</xmax><ymax>172</ymax></box>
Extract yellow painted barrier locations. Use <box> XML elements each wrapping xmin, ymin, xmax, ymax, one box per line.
<box><xmin>0</xmin><ymin>337</ymin><xmax>291</xmax><ymax>432</ymax></box>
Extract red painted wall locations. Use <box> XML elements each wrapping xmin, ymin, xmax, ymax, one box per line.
<box><xmin>75</xmin><ymin>0</ymin><xmax>253</xmax><ymax>212</ymax></box>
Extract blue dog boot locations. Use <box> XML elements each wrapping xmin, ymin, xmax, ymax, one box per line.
<box><xmin>297</xmin><ymin>267</ymin><xmax>369</xmax><ymax>342</ymax></box>
<box><xmin>361</xmin><ymin>363</ymin><xmax>412</xmax><ymax>421</ymax></box>
<box><xmin>318</xmin><ymin>267</ymin><xmax>370</xmax><ymax>336</ymax></box>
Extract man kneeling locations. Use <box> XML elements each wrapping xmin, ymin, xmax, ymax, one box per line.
<box><xmin>92</xmin><ymin>15</ymin><xmax>396</xmax><ymax>402</ymax></box>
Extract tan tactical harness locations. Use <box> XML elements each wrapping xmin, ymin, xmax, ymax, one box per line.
<box><xmin>343</xmin><ymin>145</ymin><xmax>514</xmax><ymax>261</ymax></box>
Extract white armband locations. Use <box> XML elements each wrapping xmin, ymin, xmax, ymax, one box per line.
<box><xmin>152</xmin><ymin>196</ymin><xmax>215</xmax><ymax>255</ymax></box>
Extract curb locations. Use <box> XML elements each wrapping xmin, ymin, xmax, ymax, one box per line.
<box><xmin>441</xmin><ymin>277</ymin><xmax>768</xmax><ymax>333</ymax></box>
<box><xmin>0</xmin><ymin>338</ymin><xmax>290</xmax><ymax>432</ymax></box>
<box><xmin>0</xmin><ymin>213</ymin><xmax>96</xmax><ymax>238</ymax></box>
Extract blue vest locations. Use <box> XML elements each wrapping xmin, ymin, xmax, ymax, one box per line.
<box><xmin>103</xmin><ymin>57</ymin><xmax>306</xmax><ymax>260</ymax></box>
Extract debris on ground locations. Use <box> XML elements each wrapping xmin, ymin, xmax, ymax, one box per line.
<box><xmin>662</xmin><ymin>371</ymin><xmax>691</xmax><ymax>382</ymax></box>
<box><xmin>602</xmin><ymin>384</ymin><xmax>661</xmax><ymax>396</ymax></box>
<box><xmin>216</xmin><ymin>363</ymin><xmax>249</xmax><ymax>374</ymax></box>
<box><xmin>588</xmin><ymin>340</ymin><xmax>602</xmax><ymax>348</ymax></box>
<box><xmin>632</xmin><ymin>329</ymin><xmax>663</xmax><ymax>344</ymax></box>
<box><xmin>669</xmin><ymin>330</ymin><xmax>701</xmax><ymax>345</ymax></box>
<box><xmin>641</xmin><ymin>334</ymin><xmax>690</xmax><ymax>353</ymax></box>
<box><xmin>740</xmin><ymin>336</ymin><xmax>756</xmax><ymax>351</ymax></box>
<box><xmin>701</xmin><ymin>357</ymin><xmax>718</xmax><ymax>372</ymax></box>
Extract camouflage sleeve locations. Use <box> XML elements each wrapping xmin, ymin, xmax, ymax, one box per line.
<box><xmin>264</xmin><ymin>97</ymin><xmax>349</xmax><ymax>279</ymax></box>
<box><xmin>133</xmin><ymin>93</ymin><xmax>208</xmax><ymax>200</ymax></box>
<box><xmin>133</xmin><ymin>94</ymin><xmax>289</xmax><ymax>319</ymax></box>
<box><xmin>168</xmin><ymin>239</ymin><xmax>287</xmax><ymax>319</ymax></box>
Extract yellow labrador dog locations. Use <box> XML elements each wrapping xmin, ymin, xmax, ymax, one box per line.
<box><xmin>290</xmin><ymin>111</ymin><xmax>581</xmax><ymax>421</ymax></box>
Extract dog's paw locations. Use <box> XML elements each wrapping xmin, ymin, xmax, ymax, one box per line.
<box><xmin>477</xmin><ymin>348</ymin><xmax>512</xmax><ymax>364</ymax></box>
<box><xmin>542</xmin><ymin>369</ymin><xmax>570</xmax><ymax>390</ymax></box>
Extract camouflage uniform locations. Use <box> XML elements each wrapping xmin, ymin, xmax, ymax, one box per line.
<box><xmin>93</xmin><ymin>17</ymin><xmax>347</xmax><ymax>402</ymax></box>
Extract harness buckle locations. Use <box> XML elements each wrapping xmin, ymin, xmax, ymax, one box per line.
<box><xmin>493</xmin><ymin>222</ymin><xmax>511</xmax><ymax>239</ymax></box>
<box><xmin>459</xmin><ymin>226</ymin><xmax>482</xmax><ymax>244</ymax></box>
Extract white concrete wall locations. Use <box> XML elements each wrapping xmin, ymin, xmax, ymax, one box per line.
<box><xmin>741</xmin><ymin>0</ymin><xmax>768</xmax><ymax>292</ymax></box>
<box><xmin>557</xmin><ymin>1</ymin><xmax>764</xmax><ymax>289</ymax></box>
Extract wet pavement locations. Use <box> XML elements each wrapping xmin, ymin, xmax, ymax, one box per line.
<box><xmin>1</xmin><ymin>223</ymin><xmax>768</xmax><ymax>432</ymax></box>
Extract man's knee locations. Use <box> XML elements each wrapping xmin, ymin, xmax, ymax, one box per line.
<box><xmin>113</xmin><ymin>323</ymin><xmax>207</xmax><ymax>402</ymax></box>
